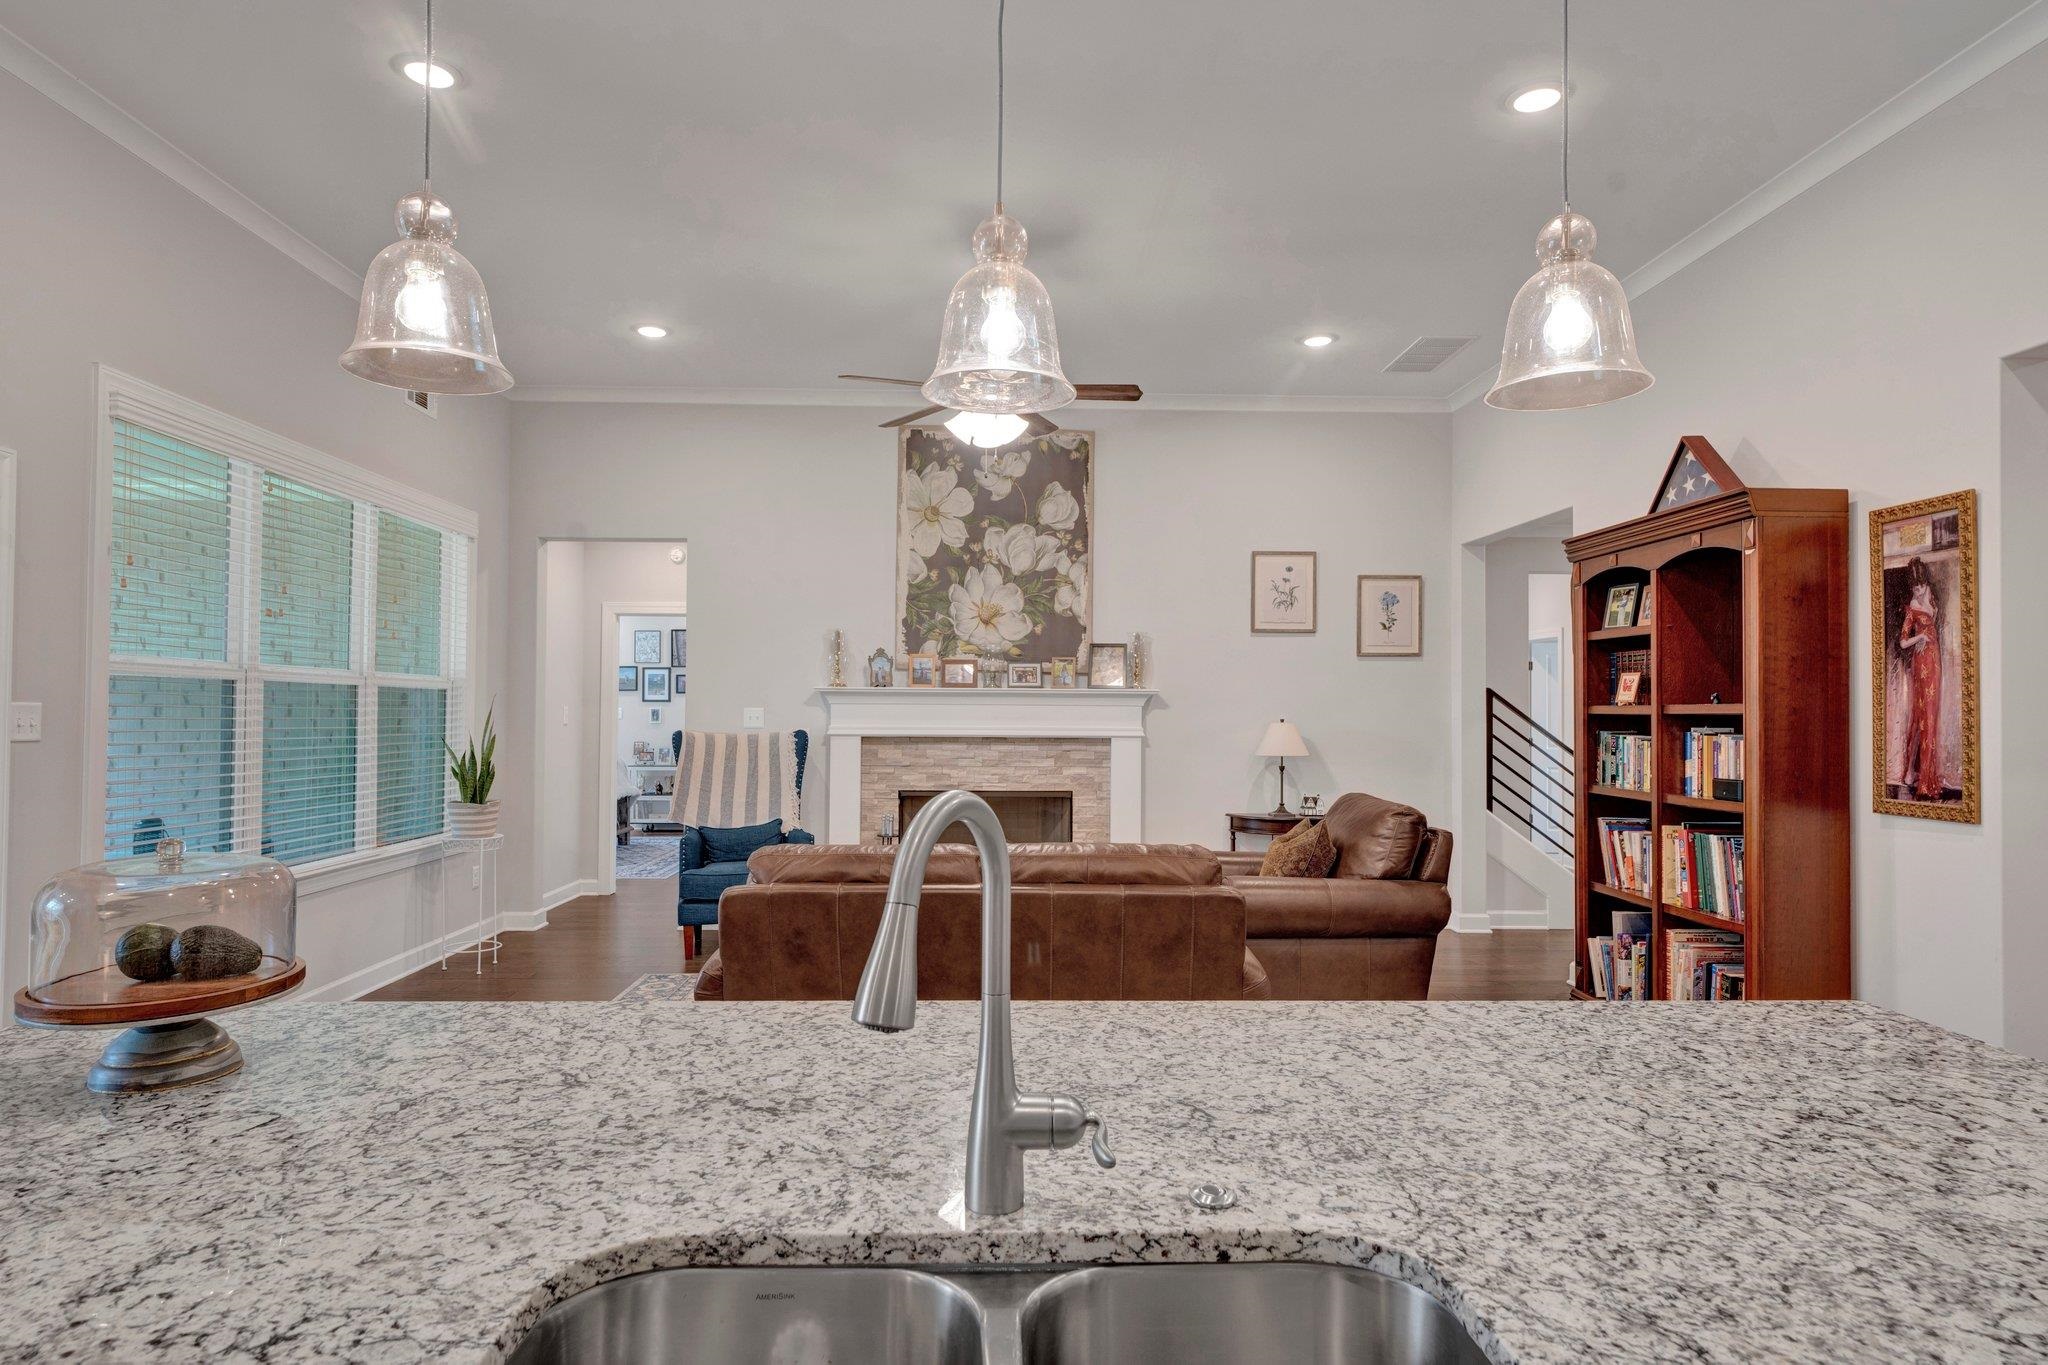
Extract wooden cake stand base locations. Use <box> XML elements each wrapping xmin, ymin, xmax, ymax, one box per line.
<box><xmin>14</xmin><ymin>957</ymin><xmax>306</xmax><ymax>1095</ymax></box>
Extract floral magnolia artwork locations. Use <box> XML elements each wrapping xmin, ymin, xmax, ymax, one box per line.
<box><xmin>896</xmin><ymin>427</ymin><xmax>1093</xmax><ymax>663</ymax></box>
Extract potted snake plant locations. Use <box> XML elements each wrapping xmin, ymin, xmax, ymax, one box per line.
<box><xmin>445</xmin><ymin>706</ymin><xmax>499</xmax><ymax>838</ymax></box>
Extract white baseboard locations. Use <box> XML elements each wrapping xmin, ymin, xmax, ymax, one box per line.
<box><xmin>538</xmin><ymin>878</ymin><xmax>602</xmax><ymax>914</ymax></box>
<box><xmin>1448</xmin><ymin>912</ymin><xmax>1494</xmax><ymax>934</ymax></box>
<box><xmin>1489</xmin><ymin>909</ymin><xmax>1556</xmax><ymax>930</ymax></box>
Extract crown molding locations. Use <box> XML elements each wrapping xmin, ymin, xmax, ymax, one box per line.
<box><xmin>508</xmin><ymin>385</ymin><xmax>1452</xmax><ymax>413</ymax></box>
<box><xmin>0</xmin><ymin>23</ymin><xmax>361</xmax><ymax>298</ymax></box>
<box><xmin>1447</xmin><ymin>0</ymin><xmax>2048</xmax><ymax>414</ymax></box>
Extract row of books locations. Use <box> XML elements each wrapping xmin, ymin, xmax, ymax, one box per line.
<box><xmin>1586</xmin><ymin>910</ymin><xmax>1651</xmax><ymax>1000</ymax></box>
<box><xmin>1594</xmin><ymin>816</ymin><xmax>1653</xmax><ymax>895</ymax></box>
<box><xmin>1606</xmin><ymin>648</ymin><xmax>1651</xmax><ymax>706</ymax></box>
<box><xmin>1680</xmin><ymin>727</ymin><xmax>1745</xmax><ymax>799</ymax></box>
<box><xmin>1668</xmin><ymin>929</ymin><xmax>1745</xmax><ymax>1000</ymax></box>
<box><xmin>1594</xmin><ymin>731</ymin><xmax>1652</xmax><ymax>792</ymax></box>
<box><xmin>1661</xmin><ymin>822</ymin><xmax>1747</xmax><ymax>921</ymax></box>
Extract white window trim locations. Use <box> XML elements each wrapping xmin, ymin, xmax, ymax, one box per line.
<box><xmin>85</xmin><ymin>365</ymin><xmax>480</xmax><ymax>883</ymax></box>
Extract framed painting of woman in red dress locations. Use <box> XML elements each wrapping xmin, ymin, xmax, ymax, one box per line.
<box><xmin>1870</xmin><ymin>490</ymin><xmax>1979</xmax><ymax>823</ymax></box>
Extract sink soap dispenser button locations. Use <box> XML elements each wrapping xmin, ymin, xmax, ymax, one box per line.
<box><xmin>1190</xmin><ymin>1183</ymin><xmax>1237</xmax><ymax>1211</ymax></box>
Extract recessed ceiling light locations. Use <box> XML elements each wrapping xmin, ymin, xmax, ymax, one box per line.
<box><xmin>392</xmin><ymin>55</ymin><xmax>459</xmax><ymax>89</ymax></box>
<box><xmin>1300</xmin><ymin>334</ymin><xmax>1336</xmax><ymax>349</ymax></box>
<box><xmin>635</xmin><ymin>324</ymin><xmax>669</xmax><ymax>339</ymax></box>
<box><xmin>1510</xmin><ymin>84</ymin><xmax>1562</xmax><ymax>114</ymax></box>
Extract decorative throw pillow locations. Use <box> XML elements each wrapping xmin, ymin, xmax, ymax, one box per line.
<box><xmin>699</xmin><ymin>817</ymin><xmax>785</xmax><ymax>864</ymax></box>
<box><xmin>1259</xmin><ymin>820</ymin><xmax>1338</xmax><ymax>879</ymax></box>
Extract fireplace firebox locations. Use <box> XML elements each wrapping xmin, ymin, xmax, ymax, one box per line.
<box><xmin>899</xmin><ymin>790</ymin><xmax>1074</xmax><ymax>844</ymax></box>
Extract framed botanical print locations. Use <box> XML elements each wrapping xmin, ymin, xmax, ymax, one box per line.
<box><xmin>1356</xmin><ymin>574</ymin><xmax>1422</xmax><ymax>657</ymax></box>
<box><xmin>633</xmin><ymin>629</ymin><xmax>662</xmax><ymax>664</ymax></box>
<box><xmin>1251</xmin><ymin>552</ymin><xmax>1316</xmax><ymax>634</ymax></box>
<box><xmin>1870</xmin><ymin>490</ymin><xmax>1979</xmax><ymax>822</ymax></box>
<box><xmin>641</xmin><ymin>666</ymin><xmax>672</xmax><ymax>702</ymax></box>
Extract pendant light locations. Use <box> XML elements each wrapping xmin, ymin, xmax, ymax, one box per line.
<box><xmin>922</xmin><ymin>0</ymin><xmax>1076</xmax><ymax>418</ymax></box>
<box><xmin>341</xmin><ymin>0</ymin><xmax>513</xmax><ymax>395</ymax></box>
<box><xmin>1485</xmin><ymin>0</ymin><xmax>1651</xmax><ymax>411</ymax></box>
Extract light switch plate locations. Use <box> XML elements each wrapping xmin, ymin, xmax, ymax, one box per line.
<box><xmin>742</xmin><ymin>707</ymin><xmax>765</xmax><ymax>729</ymax></box>
<box><xmin>9</xmin><ymin>701</ymin><xmax>41</xmax><ymax>742</ymax></box>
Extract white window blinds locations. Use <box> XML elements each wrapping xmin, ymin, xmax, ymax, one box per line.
<box><xmin>104</xmin><ymin>417</ymin><xmax>470</xmax><ymax>867</ymax></box>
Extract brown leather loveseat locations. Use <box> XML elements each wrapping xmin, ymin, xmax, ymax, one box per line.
<box><xmin>1217</xmin><ymin>792</ymin><xmax>1453</xmax><ymax>1000</ymax></box>
<box><xmin>694</xmin><ymin>843</ymin><xmax>1271</xmax><ymax>1001</ymax></box>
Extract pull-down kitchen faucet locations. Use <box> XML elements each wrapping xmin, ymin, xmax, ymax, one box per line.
<box><xmin>851</xmin><ymin>788</ymin><xmax>1114</xmax><ymax>1216</ymax></box>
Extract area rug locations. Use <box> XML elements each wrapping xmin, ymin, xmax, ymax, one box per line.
<box><xmin>613</xmin><ymin>838</ymin><xmax>679</xmax><ymax>879</ymax></box>
<box><xmin>611</xmin><ymin>972</ymin><xmax>699</xmax><ymax>1002</ymax></box>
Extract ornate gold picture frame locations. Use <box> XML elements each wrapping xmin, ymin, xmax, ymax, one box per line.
<box><xmin>1869</xmin><ymin>490</ymin><xmax>1978</xmax><ymax>823</ymax></box>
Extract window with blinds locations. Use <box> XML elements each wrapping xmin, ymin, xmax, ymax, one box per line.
<box><xmin>104</xmin><ymin>418</ymin><xmax>470</xmax><ymax>867</ymax></box>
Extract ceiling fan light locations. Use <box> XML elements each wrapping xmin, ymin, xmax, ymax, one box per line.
<box><xmin>923</xmin><ymin>211</ymin><xmax>1075</xmax><ymax>416</ymax></box>
<box><xmin>342</xmin><ymin>187</ymin><xmax>513</xmax><ymax>395</ymax></box>
<box><xmin>1485</xmin><ymin>210</ymin><xmax>1651</xmax><ymax>411</ymax></box>
<box><xmin>945</xmin><ymin>411</ymin><xmax>1030</xmax><ymax>448</ymax></box>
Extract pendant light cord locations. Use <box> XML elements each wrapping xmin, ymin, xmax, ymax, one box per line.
<box><xmin>995</xmin><ymin>0</ymin><xmax>1006</xmax><ymax>211</ymax></box>
<box><xmin>422</xmin><ymin>0</ymin><xmax>434</xmax><ymax>185</ymax></box>
<box><xmin>1556</xmin><ymin>0</ymin><xmax>1572</xmax><ymax>211</ymax></box>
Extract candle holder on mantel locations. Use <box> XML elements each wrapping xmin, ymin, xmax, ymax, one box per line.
<box><xmin>13</xmin><ymin>841</ymin><xmax>304</xmax><ymax>1094</ymax></box>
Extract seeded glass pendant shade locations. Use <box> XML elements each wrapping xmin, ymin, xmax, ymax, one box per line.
<box><xmin>340</xmin><ymin>0</ymin><xmax>512</xmax><ymax>396</ymax></box>
<box><xmin>341</xmin><ymin>187</ymin><xmax>512</xmax><ymax>395</ymax></box>
<box><xmin>923</xmin><ymin>210</ymin><xmax>1075</xmax><ymax>415</ymax></box>
<box><xmin>1485</xmin><ymin>0</ymin><xmax>1650</xmax><ymax>412</ymax></box>
<box><xmin>1484</xmin><ymin>210</ymin><xmax>1651</xmax><ymax>411</ymax></box>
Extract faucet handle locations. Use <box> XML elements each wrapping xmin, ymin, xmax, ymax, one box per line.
<box><xmin>1083</xmin><ymin>1111</ymin><xmax>1116</xmax><ymax>1169</ymax></box>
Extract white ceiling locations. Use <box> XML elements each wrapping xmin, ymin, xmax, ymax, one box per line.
<box><xmin>0</xmin><ymin>1</ymin><xmax>2036</xmax><ymax>401</ymax></box>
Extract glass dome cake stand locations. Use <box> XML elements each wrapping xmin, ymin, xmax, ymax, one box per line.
<box><xmin>12</xmin><ymin>843</ymin><xmax>305</xmax><ymax>1094</ymax></box>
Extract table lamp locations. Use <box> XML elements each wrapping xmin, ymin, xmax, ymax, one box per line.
<box><xmin>1257</xmin><ymin>719</ymin><xmax>1309</xmax><ymax>815</ymax></box>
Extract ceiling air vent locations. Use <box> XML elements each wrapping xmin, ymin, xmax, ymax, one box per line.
<box><xmin>1382</xmin><ymin>336</ymin><xmax>1477</xmax><ymax>374</ymax></box>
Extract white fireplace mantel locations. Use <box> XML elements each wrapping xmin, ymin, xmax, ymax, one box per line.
<box><xmin>814</xmin><ymin>688</ymin><xmax>1157</xmax><ymax>843</ymax></box>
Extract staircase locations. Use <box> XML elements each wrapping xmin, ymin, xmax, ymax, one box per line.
<box><xmin>1484</xmin><ymin>688</ymin><xmax>1574</xmax><ymax>927</ymax></box>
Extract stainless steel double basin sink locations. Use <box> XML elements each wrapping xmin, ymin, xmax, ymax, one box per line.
<box><xmin>506</xmin><ymin>1261</ymin><xmax>1490</xmax><ymax>1363</ymax></box>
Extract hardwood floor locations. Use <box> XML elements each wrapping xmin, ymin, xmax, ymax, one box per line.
<box><xmin>364</xmin><ymin>880</ymin><xmax>1574</xmax><ymax>1003</ymax></box>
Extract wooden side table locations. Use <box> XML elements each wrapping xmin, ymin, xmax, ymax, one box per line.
<box><xmin>1226</xmin><ymin>811</ymin><xmax>1323</xmax><ymax>850</ymax></box>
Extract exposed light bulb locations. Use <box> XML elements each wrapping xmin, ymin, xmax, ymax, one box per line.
<box><xmin>945</xmin><ymin>412</ymin><xmax>1029</xmax><ymax>448</ymax></box>
<box><xmin>394</xmin><ymin>259</ymin><xmax>451</xmax><ymax>337</ymax></box>
<box><xmin>978</xmin><ymin>285</ymin><xmax>1024</xmax><ymax>362</ymax></box>
<box><xmin>1541</xmin><ymin>291</ymin><xmax>1595</xmax><ymax>352</ymax></box>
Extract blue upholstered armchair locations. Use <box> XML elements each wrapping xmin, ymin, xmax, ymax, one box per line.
<box><xmin>670</xmin><ymin>728</ymin><xmax>812</xmax><ymax>955</ymax></box>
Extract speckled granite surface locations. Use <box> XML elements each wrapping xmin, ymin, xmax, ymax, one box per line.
<box><xmin>1</xmin><ymin>999</ymin><xmax>2044</xmax><ymax>1362</ymax></box>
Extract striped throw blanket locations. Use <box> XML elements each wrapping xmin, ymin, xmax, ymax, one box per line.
<box><xmin>669</xmin><ymin>730</ymin><xmax>802</xmax><ymax>830</ymax></box>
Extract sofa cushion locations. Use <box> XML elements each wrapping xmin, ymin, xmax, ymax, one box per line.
<box><xmin>699</xmin><ymin>818</ymin><xmax>784</xmax><ymax>864</ymax></box>
<box><xmin>678</xmin><ymin>861</ymin><xmax>750</xmax><ymax>905</ymax></box>
<box><xmin>745</xmin><ymin>842</ymin><xmax>1223</xmax><ymax>888</ymax></box>
<box><xmin>1259</xmin><ymin>820</ymin><xmax>1337</xmax><ymax>878</ymax></box>
<box><xmin>1322</xmin><ymin>793</ymin><xmax>1428</xmax><ymax>879</ymax></box>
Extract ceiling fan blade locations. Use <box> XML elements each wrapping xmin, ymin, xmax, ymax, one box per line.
<box><xmin>838</xmin><ymin>374</ymin><xmax>926</xmax><ymax>388</ymax></box>
<box><xmin>881</xmin><ymin>405</ymin><xmax>948</xmax><ymax>428</ymax></box>
<box><xmin>1071</xmin><ymin>383</ymin><xmax>1143</xmax><ymax>402</ymax></box>
<box><xmin>1024</xmin><ymin>412</ymin><xmax>1059</xmax><ymax>437</ymax></box>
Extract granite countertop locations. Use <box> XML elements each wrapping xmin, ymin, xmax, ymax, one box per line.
<box><xmin>2</xmin><ymin>998</ymin><xmax>2045</xmax><ymax>1362</ymax></box>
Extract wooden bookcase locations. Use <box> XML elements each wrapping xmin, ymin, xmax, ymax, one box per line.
<box><xmin>1564</xmin><ymin>438</ymin><xmax>1850</xmax><ymax>1000</ymax></box>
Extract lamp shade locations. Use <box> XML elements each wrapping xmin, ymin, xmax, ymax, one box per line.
<box><xmin>341</xmin><ymin>187</ymin><xmax>513</xmax><ymax>396</ymax></box>
<box><xmin>1485</xmin><ymin>210</ymin><xmax>1651</xmax><ymax>412</ymax></box>
<box><xmin>923</xmin><ymin>210</ymin><xmax>1075</xmax><ymax>416</ymax></box>
<box><xmin>1256</xmin><ymin>720</ymin><xmax>1308</xmax><ymax>758</ymax></box>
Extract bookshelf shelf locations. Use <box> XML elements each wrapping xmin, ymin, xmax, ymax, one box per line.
<box><xmin>1663</xmin><ymin>792</ymin><xmax>1744</xmax><ymax>814</ymax></box>
<box><xmin>1663</xmin><ymin>901</ymin><xmax>1747</xmax><ymax>933</ymax></box>
<box><xmin>1569</xmin><ymin>986</ymin><xmax>1601</xmax><ymax>1002</ymax></box>
<box><xmin>1567</xmin><ymin>437</ymin><xmax>1849</xmax><ymax>1004</ymax></box>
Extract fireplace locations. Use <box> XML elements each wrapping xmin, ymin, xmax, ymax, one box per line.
<box><xmin>899</xmin><ymin>790</ymin><xmax>1074</xmax><ymax>844</ymax></box>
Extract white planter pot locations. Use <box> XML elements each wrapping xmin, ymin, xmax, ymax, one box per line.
<box><xmin>447</xmin><ymin>800</ymin><xmax>500</xmax><ymax>839</ymax></box>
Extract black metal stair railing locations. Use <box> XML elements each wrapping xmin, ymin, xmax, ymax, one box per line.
<box><xmin>1485</xmin><ymin>688</ymin><xmax>1574</xmax><ymax>863</ymax></box>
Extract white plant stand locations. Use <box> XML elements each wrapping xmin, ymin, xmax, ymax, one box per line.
<box><xmin>440</xmin><ymin>834</ymin><xmax>505</xmax><ymax>974</ymax></box>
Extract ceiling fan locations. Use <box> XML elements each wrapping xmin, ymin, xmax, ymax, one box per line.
<box><xmin>836</xmin><ymin>374</ymin><xmax>1143</xmax><ymax>446</ymax></box>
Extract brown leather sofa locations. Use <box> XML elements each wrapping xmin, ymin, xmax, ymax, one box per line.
<box><xmin>694</xmin><ymin>843</ymin><xmax>1272</xmax><ymax>1001</ymax></box>
<box><xmin>1216</xmin><ymin>792</ymin><xmax>1453</xmax><ymax>1000</ymax></box>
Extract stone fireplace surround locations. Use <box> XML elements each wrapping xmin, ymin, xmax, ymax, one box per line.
<box><xmin>815</xmin><ymin>689</ymin><xmax>1155</xmax><ymax>845</ymax></box>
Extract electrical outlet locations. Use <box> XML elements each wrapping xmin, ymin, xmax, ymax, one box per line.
<box><xmin>9</xmin><ymin>702</ymin><xmax>41</xmax><ymax>742</ymax></box>
<box><xmin>743</xmin><ymin>707</ymin><xmax>765</xmax><ymax>729</ymax></box>
<box><xmin>471</xmin><ymin>865</ymin><xmax>482</xmax><ymax>889</ymax></box>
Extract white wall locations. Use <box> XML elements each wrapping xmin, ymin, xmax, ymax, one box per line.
<box><xmin>0</xmin><ymin>70</ymin><xmax>512</xmax><ymax>1003</ymax></box>
<box><xmin>1450</xmin><ymin>42</ymin><xmax>2048</xmax><ymax>1048</ymax></box>
<box><xmin>2000</xmin><ymin>356</ymin><xmax>2048</xmax><ymax>1058</ymax></box>
<box><xmin>502</xmin><ymin>404</ymin><xmax>1455</xmax><ymax>917</ymax></box>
